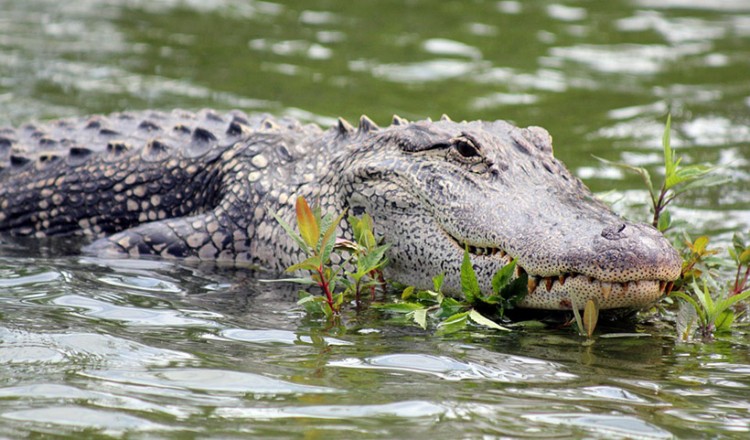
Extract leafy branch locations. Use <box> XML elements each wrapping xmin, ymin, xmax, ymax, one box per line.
<box><xmin>272</xmin><ymin>196</ymin><xmax>389</xmax><ymax>317</ymax></box>
<box><xmin>597</xmin><ymin>115</ymin><xmax>728</xmax><ymax>232</ymax></box>
<box><xmin>376</xmin><ymin>248</ymin><xmax>527</xmax><ymax>334</ymax></box>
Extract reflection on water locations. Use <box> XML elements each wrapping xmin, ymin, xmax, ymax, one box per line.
<box><xmin>1</xmin><ymin>0</ymin><xmax>750</xmax><ymax>437</ymax></box>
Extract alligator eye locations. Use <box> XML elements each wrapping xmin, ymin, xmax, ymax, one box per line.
<box><xmin>454</xmin><ymin>139</ymin><xmax>479</xmax><ymax>158</ymax></box>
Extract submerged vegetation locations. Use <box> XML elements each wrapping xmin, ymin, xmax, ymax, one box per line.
<box><xmin>276</xmin><ymin>116</ymin><xmax>748</xmax><ymax>342</ymax></box>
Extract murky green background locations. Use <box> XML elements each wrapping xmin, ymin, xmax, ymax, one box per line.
<box><xmin>1</xmin><ymin>0</ymin><xmax>749</xmax><ymax>438</ymax></box>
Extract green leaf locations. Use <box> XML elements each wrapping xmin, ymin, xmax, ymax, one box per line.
<box><xmin>671</xmin><ymin>169</ymin><xmax>728</xmax><ymax>193</ymax></box>
<box><xmin>350</xmin><ymin>213</ymin><xmax>376</xmax><ymax>249</ymax></box>
<box><xmin>334</xmin><ymin>292</ymin><xmax>345</xmax><ymax>308</ymax></box>
<box><xmin>296</xmin><ymin>196</ymin><xmax>319</xmax><ymax>249</ymax></box>
<box><xmin>437</xmin><ymin>297</ymin><xmax>466</xmax><ymax>317</ymax></box>
<box><xmin>665</xmin><ymin>164</ymin><xmax>713</xmax><ymax>190</ymax></box>
<box><xmin>733</xmin><ymin>232</ymin><xmax>747</xmax><ymax>256</ymax></box>
<box><xmin>468</xmin><ymin>309</ymin><xmax>510</xmax><ymax>331</ymax></box>
<box><xmin>715</xmin><ymin>309</ymin><xmax>735</xmax><ymax>332</ymax></box>
<box><xmin>491</xmin><ymin>260</ymin><xmax>516</xmax><ymax>295</ymax></box>
<box><xmin>297</xmin><ymin>291</ymin><xmax>327</xmax><ymax>315</ymax></box>
<box><xmin>583</xmin><ymin>298</ymin><xmax>599</xmax><ymax>338</ymax></box>
<box><xmin>716</xmin><ymin>289</ymin><xmax>750</xmax><ymax>313</ymax></box>
<box><xmin>297</xmin><ymin>294</ymin><xmax>321</xmax><ymax>305</ymax></box>
<box><xmin>318</xmin><ymin>212</ymin><xmax>336</xmax><ymax>241</ymax></box>
<box><xmin>692</xmin><ymin>279</ymin><xmax>715</xmax><ymax>318</ymax></box>
<box><xmin>286</xmin><ymin>255</ymin><xmax>321</xmax><ymax>273</ymax></box>
<box><xmin>657</xmin><ymin>209</ymin><xmax>671</xmax><ymax>232</ymax></box>
<box><xmin>259</xmin><ymin>277</ymin><xmax>317</xmax><ymax>285</ymax></box>
<box><xmin>411</xmin><ymin>308</ymin><xmax>428</xmax><ymax>329</ymax></box>
<box><xmin>357</xmin><ymin>244</ymin><xmax>391</xmax><ymax>275</ymax></box>
<box><xmin>374</xmin><ymin>302</ymin><xmax>425</xmax><ymax>313</ymax></box>
<box><xmin>692</xmin><ymin>236</ymin><xmax>710</xmax><ymax>254</ymax></box>
<box><xmin>496</xmin><ymin>271</ymin><xmax>529</xmax><ymax>305</ymax></box>
<box><xmin>594</xmin><ymin>156</ymin><xmax>654</xmax><ymax>195</ymax></box>
<box><xmin>670</xmin><ymin>291</ymin><xmax>703</xmax><ymax>323</ymax></box>
<box><xmin>477</xmin><ymin>294</ymin><xmax>502</xmax><ymax>305</ymax></box>
<box><xmin>319</xmin><ymin>211</ymin><xmax>346</xmax><ymax>264</ymax></box>
<box><xmin>401</xmin><ymin>285</ymin><xmax>416</xmax><ymax>300</ymax></box>
<box><xmin>272</xmin><ymin>211</ymin><xmax>309</xmax><ymax>255</ymax></box>
<box><xmin>460</xmin><ymin>248</ymin><xmax>481</xmax><ymax>303</ymax></box>
<box><xmin>740</xmin><ymin>249</ymin><xmax>750</xmax><ymax>266</ymax></box>
<box><xmin>436</xmin><ymin>311</ymin><xmax>470</xmax><ymax>335</ymax></box>
<box><xmin>663</xmin><ymin>114</ymin><xmax>674</xmax><ymax>178</ymax></box>
<box><xmin>432</xmin><ymin>273</ymin><xmax>445</xmax><ymax>293</ymax></box>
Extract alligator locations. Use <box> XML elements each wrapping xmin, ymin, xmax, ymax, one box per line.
<box><xmin>0</xmin><ymin>109</ymin><xmax>681</xmax><ymax>310</ymax></box>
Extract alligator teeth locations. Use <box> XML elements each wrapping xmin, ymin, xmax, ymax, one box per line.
<box><xmin>659</xmin><ymin>281</ymin><xmax>666</xmax><ymax>293</ymax></box>
<box><xmin>545</xmin><ymin>277</ymin><xmax>553</xmax><ymax>292</ymax></box>
<box><xmin>514</xmin><ymin>264</ymin><xmax>525</xmax><ymax>278</ymax></box>
<box><xmin>601</xmin><ymin>282</ymin><xmax>612</xmax><ymax>300</ymax></box>
<box><xmin>622</xmin><ymin>282</ymin><xmax>629</xmax><ymax>294</ymax></box>
<box><xmin>499</xmin><ymin>250</ymin><xmax>507</xmax><ymax>258</ymax></box>
<box><xmin>558</xmin><ymin>274</ymin><xmax>567</xmax><ymax>286</ymax></box>
<box><xmin>528</xmin><ymin>277</ymin><xmax>538</xmax><ymax>293</ymax></box>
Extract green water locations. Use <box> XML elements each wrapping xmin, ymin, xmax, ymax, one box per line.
<box><xmin>1</xmin><ymin>0</ymin><xmax>750</xmax><ymax>438</ymax></box>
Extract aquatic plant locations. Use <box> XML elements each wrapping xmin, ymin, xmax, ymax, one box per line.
<box><xmin>376</xmin><ymin>249</ymin><xmax>527</xmax><ymax>334</ymax></box>
<box><xmin>272</xmin><ymin>196</ymin><xmax>389</xmax><ymax>317</ymax></box>
<box><xmin>603</xmin><ymin>115</ymin><xmax>748</xmax><ymax>341</ymax></box>
<box><xmin>274</xmin><ymin>196</ymin><xmax>520</xmax><ymax>331</ymax></box>
<box><xmin>596</xmin><ymin>115</ymin><xmax>727</xmax><ymax>232</ymax></box>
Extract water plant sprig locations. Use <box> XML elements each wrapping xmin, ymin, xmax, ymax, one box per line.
<box><xmin>671</xmin><ymin>278</ymin><xmax>750</xmax><ymax>341</ymax></box>
<box><xmin>596</xmin><ymin>115</ymin><xmax>728</xmax><ymax>231</ymax></box>
<box><xmin>272</xmin><ymin>196</ymin><xmax>389</xmax><ymax>317</ymax></box>
<box><xmin>376</xmin><ymin>248</ymin><xmax>527</xmax><ymax>334</ymax></box>
<box><xmin>599</xmin><ymin>115</ymin><xmax>748</xmax><ymax>340</ymax></box>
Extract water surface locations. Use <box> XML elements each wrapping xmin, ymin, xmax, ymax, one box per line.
<box><xmin>1</xmin><ymin>0</ymin><xmax>749</xmax><ymax>438</ymax></box>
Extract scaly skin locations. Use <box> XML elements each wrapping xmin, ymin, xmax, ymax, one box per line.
<box><xmin>0</xmin><ymin>109</ymin><xmax>681</xmax><ymax>309</ymax></box>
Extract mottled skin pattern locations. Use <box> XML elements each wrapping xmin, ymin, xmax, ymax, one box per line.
<box><xmin>0</xmin><ymin>109</ymin><xmax>681</xmax><ymax>310</ymax></box>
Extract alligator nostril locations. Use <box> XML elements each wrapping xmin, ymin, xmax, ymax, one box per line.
<box><xmin>601</xmin><ymin>223</ymin><xmax>627</xmax><ymax>240</ymax></box>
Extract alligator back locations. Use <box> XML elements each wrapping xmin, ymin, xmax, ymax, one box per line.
<box><xmin>0</xmin><ymin>109</ymin><xmax>313</xmax><ymax>239</ymax></box>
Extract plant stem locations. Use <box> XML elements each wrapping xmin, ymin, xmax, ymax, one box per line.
<box><xmin>316</xmin><ymin>265</ymin><xmax>336</xmax><ymax>312</ymax></box>
<box><xmin>652</xmin><ymin>186</ymin><xmax>668</xmax><ymax>228</ymax></box>
<box><xmin>733</xmin><ymin>265</ymin><xmax>750</xmax><ymax>296</ymax></box>
<box><xmin>354</xmin><ymin>278</ymin><xmax>362</xmax><ymax>304</ymax></box>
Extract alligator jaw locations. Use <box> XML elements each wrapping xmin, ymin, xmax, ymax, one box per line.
<box><xmin>448</xmin><ymin>232</ymin><xmax>675</xmax><ymax>310</ymax></box>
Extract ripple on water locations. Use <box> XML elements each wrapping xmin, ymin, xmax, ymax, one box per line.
<box><xmin>329</xmin><ymin>352</ymin><xmax>575</xmax><ymax>383</ymax></box>
<box><xmin>0</xmin><ymin>327</ymin><xmax>193</xmax><ymax>367</ymax></box>
<box><xmin>0</xmin><ymin>271</ymin><xmax>62</xmax><ymax>288</ymax></box>
<box><xmin>214</xmin><ymin>400</ymin><xmax>445</xmax><ymax>420</ymax></box>
<box><xmin>510</xmin><ymin>385</ymin><xmax>667</xmax><ymax>408</ymax></box>
<box><xmin>81</xmin><ymin>368</ymin><xmax>339</xmax><ymax>396</ymax></box>
<box><xmin>219</xmin><ymin>328</ymin><xmax>352</xmax><ymax>346</ymax></box>
<box><xmin>349</xmin><ymin>59</ymin><xmax>486</xmax><ymax>83</ymax></box>
<box><xmin>97</xmin><ymin>274</ymin><xmax>183</xmax><ymax>293</ymax></box>
<box><xmin>0</xmin><ymin>383</ymin><xmax>196</xmax><ymax>419</ymax></box>
<box><xmin>422</xmin><ymin>38</ymin><xmax>482</xmax><ymax>59</ymax></box>
<box><xmin>525</xmin><ymin>413</ymin><xmax>674</xmax><ymax>439</ymax></box>
<box><xmin>547</xmin><ymin>43</ymin><xmax>710</xmax><ymax>75</ymax></box>
<box><xmin>2</xmin><ymin>406</ymin><xmax>170</xmax><ymax>436</ymax></box>
<box><xmin>52</xmin><ymin>294</ymin><xmax>219</xmax><ymax>327</ymax></box>
<box><xmin>663</xmin><ymin>406</ymin><xmax>750</xmax><ymax>435</ymax></box>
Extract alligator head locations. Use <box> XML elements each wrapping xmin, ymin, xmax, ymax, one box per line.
<box><xmin>335</xmin><ymin>116</ymin><xmax>681</xmax><ymax>310</ymax></box>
